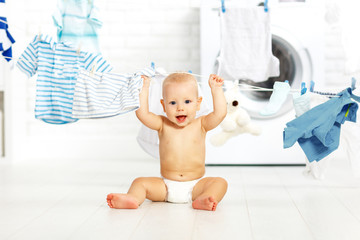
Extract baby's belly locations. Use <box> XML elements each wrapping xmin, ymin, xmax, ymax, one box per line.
<box><xmin>161</xmin><ymin>163</ymin><xmax>205</xmax><ymax>181</ymax></box>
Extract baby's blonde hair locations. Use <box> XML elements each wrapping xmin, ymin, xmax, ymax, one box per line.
<box><xmin>162</xmin><ymin>72</ymin><xmax>198</xmax><ymax>97</ymax></box>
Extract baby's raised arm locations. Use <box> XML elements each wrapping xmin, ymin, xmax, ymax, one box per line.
<box><xmin>135</xmin><ymin>76</ymin><xmax>163</xmax><ymax>131</ymax></box>
<box><xmin>201</xmin><ymin>74</ymin><xmax>227</xmax><ymax>132</ymax></box>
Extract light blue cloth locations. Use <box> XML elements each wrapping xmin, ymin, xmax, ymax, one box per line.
<box><xmin>260</xmin><ymin>81</ymin><xmax>290</xmax><ymax>116</ymax></box>
<box><xmin>16</xmin><ymin>34</ymin><xmax>112</xmax><ymax>124</ymax></box>
<box><xmin>52</xmin><ymin>0</ymin><xmax>102</xmax><ymax>53</ymax></box>
<box><xmin>292</xmin><ymin>91</ymin><xmax>311</xmax><ymax>117</ymax></box>
<box><xmin>283</xmin><ymin>88</ymin><xmax>359</xmax><ymax>162</ymax></box>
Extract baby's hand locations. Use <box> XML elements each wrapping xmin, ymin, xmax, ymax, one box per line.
<box><xmin>208</xmin><ymin>74</ymin><xmax>224</xmax><ymax>89</ymax></box>
<box><xmin>141</xmin><ymin>75</ymin><xmax>151</xmax><ymax>88</ymax></box>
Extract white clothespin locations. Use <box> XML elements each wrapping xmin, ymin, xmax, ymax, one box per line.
<box><xmin>351</xmin><ymin>77</ymin><xmax>357</xmax><ymax>90</ymax></box>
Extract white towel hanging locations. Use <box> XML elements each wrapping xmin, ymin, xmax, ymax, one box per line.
<box><xmin>217</xmin><ymin>7</ymin><xmax>280</xmax><ymax>82</ymax></box>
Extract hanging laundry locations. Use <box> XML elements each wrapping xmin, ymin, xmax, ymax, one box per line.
<box><xmin>136</xmin><ymin>69</ymin><xmax>211</xmax><ymax>159</ymax></box>
<box><xmin>0</xmin><ymin>0</ymin><xmax>15</xmax><ymax>62</ymax></box>
<box><xmin>52</xmin><ymin>0</ymin><xmax>102</xmax><ymax>53</ymax></box>
<box><xmin>283</xmin><ymin>88</ymin><xmax>359</xmax><ymax>162</ymax></box>
<box><xmin>293</xmin><ymin>91</ymin><xmax>329</xmax><ymax>179</ymax></box>
<box><xmin>16</xmin><ymin>34</ymin><xmax>112</xmax><ymax>124</ymax></box>
<box><xmin>302</xmin><ymin>86</ymin><xmax>360</xmax><ymax>179</ymax></box>
<box><xmin>217</xmin><ymin>7</ymin><xmax>279</xmax><ymax>82</ymax></box>
<box><xmin>292</xmin><ymin>91</ymin><xmax>311</xmax><ymax>117</ymax></box>
<box><xmin>72</xmin><ymin>68</ymin><xmax>155</xmax><ymax>119</ymax></box>
<box><xmin>260</xmin><ymin>81</ymin><xmax>290</xmax><ymax>116</ymax></box>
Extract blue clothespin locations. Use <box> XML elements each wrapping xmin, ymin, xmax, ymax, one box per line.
<box><xmin>150</xmin><ymin>62</ymin><xmax>155</xmax><ymax>70</ymax></box>
<box><xmin>310</xmin><ymin>80</ymin><xmax>315</xmax><ymax>92</ymax></box>
<box><xmin>301</xmin><ymin>82</ymin><xmax>307</xmax><ymax>95</ymax></box>
<box><xmin>351</xmin><ymin>77</ymin><xmax>356</xmax><ymax>90</ymax></box>
<box><xmin>188</xmin><ymin>70</ymin><xmax>192</xmax><ymax>73</ymax></box>
<box><xmin>284</xmin><ymin>80</ymin><xmax>289</xmax><ymax>84</ymax></box>
<box><xmin>221</xmin><ymin>0</ymin><xmax>226</xmax><ymax>13</ymax></box>
<box><xmin>264</xmin><ymin>0</ymin><xmax>269</xmax><ymax>12</ymax></box>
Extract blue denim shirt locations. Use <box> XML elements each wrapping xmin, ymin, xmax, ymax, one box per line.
<box><xmin>284</xmin><ymin>88</ymin><xmax>359</xmax><ymax>162</ymax></box>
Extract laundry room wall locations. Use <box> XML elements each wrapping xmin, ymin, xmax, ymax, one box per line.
<box><xmin>323</xmin><ymin>1</ymin><xmax>360</xmax><ymax>87</ymax></box>
<box><xmin>324</xmin><ymin>26</ymin><xmax>346</xmax><ymax>86</ymax></box>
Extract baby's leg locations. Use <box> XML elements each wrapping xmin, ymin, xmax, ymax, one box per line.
<box><xmin>191</xmin><ymin>177</ymin><xmax>228</xmax><ymax>211</ymax></box>
<box><xmin>107</xmin><ymin>177</ymin><xmax>167</xmax><ymax>209</ymax></box>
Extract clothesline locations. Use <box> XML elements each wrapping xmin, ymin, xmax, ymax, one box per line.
<box><xmin>177</xmin><ymin>73</ymin><xmax>345</xmax><ymax>96</ymax></box>
<box><xmin>3</xmin><ymin>55</ymin><xmax>351</xmax><ymax>96</ymax></box>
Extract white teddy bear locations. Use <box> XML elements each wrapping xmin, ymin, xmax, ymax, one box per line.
<box><xmin>210</xmin><ymin>83</ymin><xmax>262</xmax><ymax>146</ymax></box>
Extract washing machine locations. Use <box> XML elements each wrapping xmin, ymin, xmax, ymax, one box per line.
<box><xmin>201</xmin><ymin>0</ymin><xmax>325</xmax><ymax>165</ymax></box>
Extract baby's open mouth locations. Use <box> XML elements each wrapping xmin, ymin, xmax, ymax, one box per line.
<box><xmin>176</xmin><ymin>115</ymin><xmax>187</xmax><ymax>123</ymax></box>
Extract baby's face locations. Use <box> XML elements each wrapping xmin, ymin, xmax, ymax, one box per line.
<box><xmin>161</xmin><ymin>81</ymin><xmax>201</xmax><ymax>127</ymax></box>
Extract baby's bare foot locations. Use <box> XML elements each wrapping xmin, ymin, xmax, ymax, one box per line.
<box><xmin>192</xmin><ymin>196</ymin><xmax>218</xmax><ymax>211</ymax></box>
<box><xmin>106</xmin><ymin>193</ymin><xmax>139</xmax><ymax>209</ymax></box>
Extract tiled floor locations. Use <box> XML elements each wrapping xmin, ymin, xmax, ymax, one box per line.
<box><xmin>0</xmin><ymin>157</ymin><xmax>359</xmax><ymax>240</ymax></box>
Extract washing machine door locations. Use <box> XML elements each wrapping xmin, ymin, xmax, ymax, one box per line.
<box><xmin>214</xmin><ymin>26</ymin><xmax>313</xmax><ymax>119</ymax></box>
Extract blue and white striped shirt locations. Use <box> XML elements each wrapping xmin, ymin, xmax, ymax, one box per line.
<box><xmin>72</xmin><ymin>68</ymin><xmax>155</xmax><ymax>118</ymax></box>
<box><xmin>16</xmin><ymin>34</ymin><xmax>112</xmax><ymax>124</ymax></box>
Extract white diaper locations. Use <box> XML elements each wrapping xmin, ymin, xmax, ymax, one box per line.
<box><xmin>163</xmin><ymin>178</ymin><xmax>200</xmax><ymax>203</ymax></box>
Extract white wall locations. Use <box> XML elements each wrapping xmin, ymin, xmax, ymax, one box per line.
<box><xmin>324</xmin><ymin>1</ymin><xmax>360</xmax><ymax>86</ymax></box>
<box><xmin>1</xmin><ymin>0</ymin><xmax>357</xmax><ymax>162</ymax></box>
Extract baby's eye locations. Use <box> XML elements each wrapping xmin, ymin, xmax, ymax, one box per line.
<box><xmin>185</xmin><ymin>100</ymin><xmax>191</xmax><ymax>104</ymax></box>
<box><xmin>169</xmin><ymin>101</ymin><xmax>176</xmax><ymax>105</ymax></box>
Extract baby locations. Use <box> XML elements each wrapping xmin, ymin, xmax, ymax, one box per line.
<box><xmin>107</xmin><ymin>73</ymin><xmax>228</xmax><ymax>211</ymax></box>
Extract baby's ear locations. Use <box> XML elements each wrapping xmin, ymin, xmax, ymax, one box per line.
<box><xmin>160</xmin><ymin>99</ymin><xmax>166</xmax><ymax>112</ymax></box>
<box><xmin>197</xmin><ymin>97</ymin><xmax>203</xmax><ymax>111</ymax></box>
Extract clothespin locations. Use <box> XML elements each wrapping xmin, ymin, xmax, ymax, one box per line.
<box><xmin>221</xmin><ymin>0</ymin><xmax>226</xmax><ymax>13</ymax></box>
<box><xmin>301</xmin><ymin>82</ymin><xmax>307</xmax><ymax>95</ymax></box>
<box><xmin>351</xmin><ymin>77</ymin><xmax>356</xmax><ymax>90</ymax></box>
<box><xmin>76</xmin><ymin>42</ymin><xmax>82</xmax><ymax>55</ymax></box>
<box><xmin>90</xmin><ymin>64</ymin><xmax>96</xmax><ymax>76</ymax></box>
<box><xmin>38</xmin><ymin>26</ymin><xmax>42</xmax><ymax>40</ymax></box>
<box><xmin>344</xmin><ymin>103</ymin><xmax>352</xmax><ymax>117</ymax></box>
<box><xmin>264</xmin><ymin>0</ymin><xmax>269</xmax><ymax>12</ymax></box>
<box><xmin>188</xmin><ymin>70</ymin><xmax>192</xmax><ymax>73</ymax></box>
<box><xmin>310</xmin><ymin>80</ymin><xmax>315</xmax><ymax>92</ymax></box>
<box><xmin>151</xmin><ymin>62</ymin><xmax>155</xmax><ymax>70</ymax></box>
<box><xmin>284</xmin><ymin>80</ymin><xmax>289</xmax><ymax>84</ymax></box>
